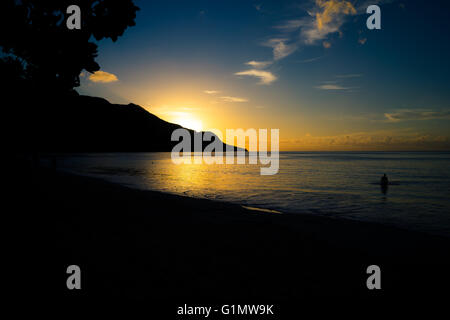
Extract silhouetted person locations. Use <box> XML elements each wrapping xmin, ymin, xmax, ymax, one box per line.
<box><xmin>380</xmin><ymin>173</ymin><xmax>389</xmax><ymax>186</ymax></box>
<box><xmin>380</xmin><ymin>173</ymin><xmax>389</xmax><ymax>194</ymax></box>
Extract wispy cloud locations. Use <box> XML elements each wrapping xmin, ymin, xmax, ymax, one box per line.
<box><xmin>88</xmin><ymin>70</ymin><xmax>118</xmax><ymax>83</ymax></box>
<box><xmin>267</xmin><ymin>0</ymin><xmax>359</xmax><ymax>61</ymax></box>
<box><xmin>300</xmin><ymin>0</ymin><xmax>356</xmax><ymax>45</ymax></box>
<box><xmin>315</xmin><ymin>84</ymin><xmax>350</xmax><ymax>90</ymax></box>
<box><xmin>315</xmin><ymin>0</ymin><xmax>356</xmax><ymax>34</ymax></box>
<box><xmin>274</xmin><ymin>19</ymin><xmax>305</xmax><ymax>32</ymax></box>
<box><xmin>384</xmin><ymin>109</ymin><xmax>450</xmax><ymax>122</ymax></box>
<box><xmin>235</xmin><ymin>69</ymin><xmax>277</xmax><ymax>85</ymax></box>
<box><xmin>220</xmin><ymin>96</ymin><xmax>248</xmax><ymax>103</ymax></box>
<box><xmin>299</xmin><ymin>55</ymin><xmax>324</xmax><ymax>63</ymax></box>
<box><xmin>263</xmin><ymin>38</ymin><xmax>298</xmax><ymax>61</ymax></box>
<box><xmin>205</xmin><ymin>90</ymin><xmax>248</xmax><ymax>103</ymax></box>
<box><xmin>237</xmin><ymin>1</ymin><xmax>374</xmax><ymax>84</ymax></box>
<box><xmin>245</xmin><ymin>60</ymin><xmax>273</xmax><ymax>68</ymax></box>
<box><xmin>315</xmin><ymin>73</ymin><xmax>362</xmax><ymax>91</ymax></box>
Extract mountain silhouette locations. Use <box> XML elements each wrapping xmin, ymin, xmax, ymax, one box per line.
<box><xmin>24</xmin><ymin>93</ymin><xmax>244</xmax><ymax>153</ymax></box>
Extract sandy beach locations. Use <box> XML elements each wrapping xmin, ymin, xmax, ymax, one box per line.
<box><xmin>10</xmin><ymin>163</ymin><xmax>449</xmax><ymax>310</ymax></box>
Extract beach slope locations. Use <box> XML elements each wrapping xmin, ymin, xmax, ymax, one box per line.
<box><xmin>13</xmin><ymin>167</ymin><xmax>450</xmax><ymax>307</ymax></box>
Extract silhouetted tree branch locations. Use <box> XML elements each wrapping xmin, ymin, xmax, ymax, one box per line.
<box><xmin>0</xmin><ymin>0</ymin><xmax>139</xmax><ymax>93</ymax></box>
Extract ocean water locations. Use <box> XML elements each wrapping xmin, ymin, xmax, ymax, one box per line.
<box><xmin>50</xmin><ymin>152</ymin><xmax>450</xmax><ymax>237</ymax></box>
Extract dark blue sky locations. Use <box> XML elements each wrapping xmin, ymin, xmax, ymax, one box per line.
<box><xmin>78</xmin><ymin>0</ymin><xmax>450</xmax><ymax>150</ymax></box>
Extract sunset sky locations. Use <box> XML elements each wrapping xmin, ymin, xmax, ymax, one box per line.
<box><xmin>77</xmin><ymin>0</ymin><xmax>450</xmax><ymax>151</ymax></box>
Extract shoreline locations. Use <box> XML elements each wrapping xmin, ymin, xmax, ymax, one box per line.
<box><xmin>58</xmin><ymin>166</ymin><xmax>450</xmax><ymax>239</ymax></box>
<box><xmin>17</xmin><ymin>166</ymin><xmax>450</xmax><ymax>303</ymax></box>
<box><xmin>40</xmin><ymin>150</ymin><xmax>450</xmax><ymax>238</ymax></box>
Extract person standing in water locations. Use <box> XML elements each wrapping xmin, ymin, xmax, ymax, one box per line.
<box><xmin>380</xmin><ymin>173</ymin><xmax>389</xmax><ymax>195</ymax></box>
<box><xmin>380</xmin><ymin>173</ymin><xmax>389</xmax><ymax>186</ymax></box>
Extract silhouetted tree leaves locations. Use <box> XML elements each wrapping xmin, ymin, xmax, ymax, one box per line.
<box><xmin>0</xmin><ymin>0</ymin><xmax>139</xmax><ymax>93</ymax></box>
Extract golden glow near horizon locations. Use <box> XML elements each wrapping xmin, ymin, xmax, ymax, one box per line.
<box><xmin>140</xmin><ymin>94</ymin><xmax>449</xmax><ymax>152</ymax></box>
<box><xmin>172</xmin><ymin>113</ymin><xmax>203</xmax><ymax>132</ymax></box>
<box><xmin>87</xmin><ymin>70</ymin><xmax>449</xmax><ymax>152</ymax></box>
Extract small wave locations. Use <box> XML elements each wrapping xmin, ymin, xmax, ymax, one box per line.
<box><xmin>242</xmin><ymin>206</ymin><xmax>282</xmax><ymax>214</ymax></box>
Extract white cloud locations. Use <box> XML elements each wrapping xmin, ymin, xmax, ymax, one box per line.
<box><xmin>88</xmin><ymin>70</ymin><xmax>118</xmax><ymax>83</ymax></box>
<box><xmin>384</xmin><ymin>109</ymin><xmax>450</xmax><ymax>122</ymax></box>
<box><xmin>220</xmin><ymin>96</ymin><xmax>248</xmax><ymax>103</ymax></box>
<box><xmin>204</xmin><ymin>90</ymin><xmax>220</xmax><ymax>94</ymax></box>
<box><xmin>315</xmin><ymin>74</ymin><xmax>362</xmax><ymax>91</ymax></box>
<box><xmin>235</xmin><ymin>69</ymin><xmax>277</xmax><ymax>85</ymax></box>
<box><xmin>245</xmin><ymin>60</ymin><xmax>272</xmax><ymax>69</ymax></box>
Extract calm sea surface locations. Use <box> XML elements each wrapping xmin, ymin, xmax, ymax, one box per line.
<box><xmin>50</xmin><ymin>152</ymin><xmax>450</xmax><ymax>237</ymax></box>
